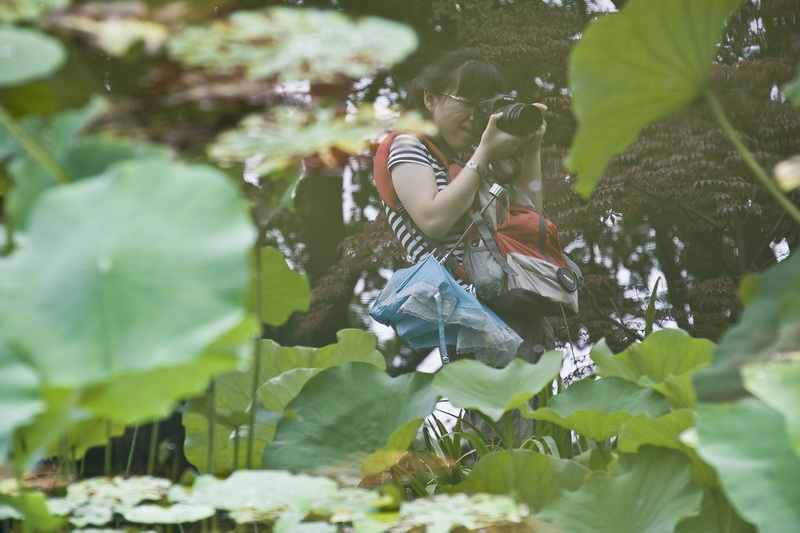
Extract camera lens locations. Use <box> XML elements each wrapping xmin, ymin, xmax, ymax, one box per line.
<box><xmin>497</xmin><ymin>103</ymin><xmax>543</xmax><ymax>135</ymax></box>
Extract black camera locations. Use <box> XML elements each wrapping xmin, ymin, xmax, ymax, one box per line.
<box><xmin>473</xmin><ymin>94</ymin><xmax>543</xmax><ymax>137</ymax></box>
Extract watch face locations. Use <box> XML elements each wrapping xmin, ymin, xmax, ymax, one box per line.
<box><xmin>557</xmin><ymin>267</ymin><xmax>578</xmax><ymax>292</ymax></box>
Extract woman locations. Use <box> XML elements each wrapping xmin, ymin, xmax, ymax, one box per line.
<box><xmin>384</xmin><ymin>50</ymin><xmax>554</xmax><ymax>366</ymax></box>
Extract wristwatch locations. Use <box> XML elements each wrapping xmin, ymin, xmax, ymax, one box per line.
<box><xmin>465</xmin><ymin>160</ymin><xmax>488</xmax><ymax>180</ymax></box>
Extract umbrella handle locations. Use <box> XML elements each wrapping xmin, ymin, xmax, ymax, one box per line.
<box><xmin>434</xmin><ymin>291</ymin><xmax>450</xmax><ymax>364</ymax></box>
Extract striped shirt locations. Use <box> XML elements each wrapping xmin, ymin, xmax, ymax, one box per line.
<box><xmin>385</xmin><ymin>133</ymin><xmax>468</xmax><ymax>276</ymax></box>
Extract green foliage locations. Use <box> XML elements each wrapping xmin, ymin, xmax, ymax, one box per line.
<box><xmin>450</xmin><ymin>450</ymin><xmax>589</xmax><ymax>512</ymax></box>
<box><xmin>254</xmin><ymin>246</ymin><xmax>311</xmax><ymax>326</ymax></box>
<box><xmin>431</xmin><ymin>352</ymin><xmax>563</xmax><ymax>421</ymax></box>
<box><xmin>537</xmin><ymin>446</ymin><xmax>703</xmax><ymax>532</ymax></box>
<box><xmin>696</xmin><ymin>399</ymin><xmax>800</xmax><ymax>533</ymax></box>
<box><xmin>0</xmin><ymin>0</ymin><xmax>69</xmax><ymax>23</ymax></box>
<box><xmin>183</xmin><ymin>329</ymin><xmax>385</xmax><ymax>475</ymax></box>
<box><xmin>0</xmin><ymin>2</ymin><xmax>798</xmax><ymax>532</ymax></box>
<box><xmin>0</xmin><ymin>158</ymin><xmax>255</xmax><ymax>387</ymax></box>
<box><xmin>0</xmin><ymin>343</ymin><xmax>42</xmax><ymax>459</ymax></box>
<box><xmin>528</xmin><ymin>376</ymin><xmax>670</xmax><ymax>442</ymax></box>
<box><xmin>0</xmin><ymin>27</ymin><xmax>66</xmax><ymax>87</ymax></box>
<box><xmin>209</xmin><ymin>107</ymin><xmax>434</xmax><ymax>179</ymax></box>
<box><xmin>741</xmin><ymin>354</ymin><xmax>800</xmax><ymax>455</ymax></box>
<box><xmin>566</xmin><ymin>0</ymin><xmax>744</xmax><ymax>196</ymax></box>
<box><xmin>263</xmin><ymin>363</ymin><xmax>438</xmax><ymax>475</ymax></box>
<box><xmin>783</xmin><ymin>70</ymin><xmax>800</xmax><ymax>107</ymax></box>
<box><xmin>2</xmin><ymin>99</ymin><xmax>171</xmax><ymax>227</ymax></box>
<box><xmin>694</xmin><ymin>248</ymin><xmax>800</xmax><ymax>401</ymax></box>
<box><xmin>79</xmin><ymin>319</ymin><xmax>256</xmax><ymax>424</ymax></box>
<box><xmin>168</xmin><ymin>8</ymin><xmax>417</xmax><ymax>83</ymax></box>
<box><xmin>592</xmin><ymin>329</ymin><xmax>714</xmax><ymax>408</ymax></box>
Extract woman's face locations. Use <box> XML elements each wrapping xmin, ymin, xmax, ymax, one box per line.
<box><xmin>424</xmin><ymin>90</ymin><xmax>479</xmax><ymax>152</ymax></box>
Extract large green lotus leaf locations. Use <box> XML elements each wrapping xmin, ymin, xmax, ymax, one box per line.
<box><xmin>592</xmin><ymin>330</ymin><xmax>715</xmax><ymax>408</ymax></box>
<box><xmin>253</xmin><ymin>246</ymin><xmax>311</xmax><ymax>326</ymax></box>
<box><xmin>618</xmin><ymin>410</ymin><xmax>717</xmax><ymax>486</ymax></box>
<box><xmin>741</xmin><ymin>354</ymin><xmax>800</xmax><ymax>455</ymax></box>
<box><xmin>449</xmin><ymin>450</ymin><xmax>589</xmax><ymax>512</ymax></box>
<box><xmin>617</xmin><ymin>410</ymin><xmax>694</xmax><ymax>453</ymax></box>
<box><xmin>694</xmin><ymin>250</ymin><xmax>800</xmax><ymax>401</ymax></box>
<box><xmin>432</xmin><ymin>352</ymin><xmax>563</xmax><ymax>421</ymax></box>
<box><xmin>538</xmin><ymin>446</ymin><xmax>702</xmax><ymax>532</ymax></box>
<box><xmin>184</xmin><ymin>329</ymin><xmax>383</xmax><ymax>475</ymax></box>
<box><xmin>0</xmin><ymin>0</ymin><xmax>69</xmax><ymax>23</ymax></box>
<box><xmin>0</xmin><ymin>27</ymin><xmax>66</xmax><ymax>87</ymax></box>
<box><xmin>0</xmin><ymin>158</ymin><xmax>256</xmax><ymax>386</ymax></box>
<box><xmin>0</xmin><ymin>342</ymin><xmax>43</xmax><ymax>462</ymax></box>
<box><xmin>0</xmin><ymin>97</ymin><xmax>106</xmax><ymax>162</ymax></box>
<box><xmin>80</xmin><ymin>318</ymin><xmax>257</xmax><ymax>424</ymax></box>
<box><xmin>527</xmin><ymin>377</ymin><xmax>670</xmax><ymax>441</ymax></box>
<box><xmin>261</xmin><ymin>329</ymin><xmax>386</xmax><ymax>377</ymax></box>
<box><xmin>675</xmin><ymin>488</ymin><xmax>756</xmax><ymax>533</ymax></box>
<box><xmin>168</xmin><ymin>8</ymin><xmax>417</xmax><ymax>82</ymax></box>
<box><xmin>258</xmin><ymin>368</ymin><xmax>321</xmax><ymax>413</ymax></box>
<box><xmin>262</xmin><ymin>363</ymin><xmax>437</xmax><ymax>474</ymax></box>
<box><xmin>566</xmin><ymin>0</ymin><xmax>745</xmax><ymax>197</ymax></box>
<box><xmin>10</xmin><ymin>132</ymin><xmax>171</xmax><ymax>227</ymax></box>
<box><xmin>696</xmin><ymin>399</ymin><xmax>800</xmax><ymax>533</ymax></box>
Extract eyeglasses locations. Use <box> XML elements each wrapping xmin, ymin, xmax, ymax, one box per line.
<box><xmin>440</xmin><ymin>92</ymin><xmax>476</xmax><ymax>110</ymax></box>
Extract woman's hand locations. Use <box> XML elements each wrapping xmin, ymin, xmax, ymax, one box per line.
<box><xmin>473</xmin><ymin>113</ymin><xmax>531</xmax><ymax>163</ymax></box>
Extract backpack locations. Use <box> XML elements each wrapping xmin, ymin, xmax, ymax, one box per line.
<box><xmin>373</xmin><ymin>131</ymin><xmax>581</xmax><ymax>316</ymax></box>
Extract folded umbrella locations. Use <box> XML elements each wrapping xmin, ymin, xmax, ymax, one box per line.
<box><xmin>369</xmin><ymin>254</ymin><xmax>522</xmax><ymax>366</ymax></box>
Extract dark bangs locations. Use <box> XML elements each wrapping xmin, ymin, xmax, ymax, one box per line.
<box><xmin>450</xmin><ymin>59</ymin><xmax>507</xmax><ymax>100</ymax></box>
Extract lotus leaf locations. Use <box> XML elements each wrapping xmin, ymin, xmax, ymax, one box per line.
<box><xmin>0</xmin><ymin>158</ymin><xmax>256</xmax><ymax>387</ymax></box>
<box><xmin>9</xmin><ymin>130</ymin><xmax>171</xmax><ymax>226</ymax></box>
<box><xmin>696</xmin><ymin>399</ymin><xmax>800</xmax><ymax>533</ymax></box>
<box><xmin>0</xmin><ymin>27</ymin><xmax>66</xmax><ymax>87</ymax></box>
<box><xmin>168</xmin><ymin>8</ymin><xmax>417</xmax><ymax>82</ymax></box>
<box><xmin>253</xmin><ymin>246</ymin><xmax>311</xmax><ymax>326</ymax></box>
<box><xmin>0</xmin><ymin>342</ymin><xmax>43</xmax><ymax>461</ymax></box>
<box><xmin>80</xmin><ymin>318</ymin><xmax>257</xmax><ymax>424</ymax></box>
<box><xmin>0</xmin><ymin>0</ymin><xmax>69</xmax><ymax>23</ymax></box>
<box><xmin>592</xmin><ymin>329</ymin><xmax>714</xmax><ymax>408</ymax></box>
<box><xmin>537</xmin><ymin>446</ymin><xmax>702</xmax><ymax>532</ymax></box>
<box><xmin>527</xmin><ymin>377</ymin><xmax>670</xmax><ymax>441</ymax></box>
<box><xmin>675</xmin><ymin>488</ymin><xmax>756</xmax><ymax>533</ymax></box>
<box><xmin>432</xmin><ymin>352</ymin><xmax>563</xmax><ymax>421</ymax></box>
<box><xmin>449</xmin><ymin>450</ymin><xmax>589</xmax><ymax>512</ymax></box>
<box><xmin>694</xmin><ymin>250</ymin><xmax>800</xmax><ymax>401</ymax></box>
<box><xmin>0</xmin><ymin>490</ymin><xmax>63</xmax><ymax>531</ymax></box>
<box><xmin>263</xmin><ymin>363</ymin><xmax>437</xmax><ymax>474</ymax></box>
<box><xmin>566</xmin><ymin>0</ymin><xmax>744</xmax><ymax>196</ymax></box>
<box><xmin>741</xmin><ymin>353</ymin><xmax>800</xmax><ymax>455</ymax></box>
<box><xmin>183</xmin><ymin>329</ymin><xmax>384</xmax><ymax>474</ymax></box>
